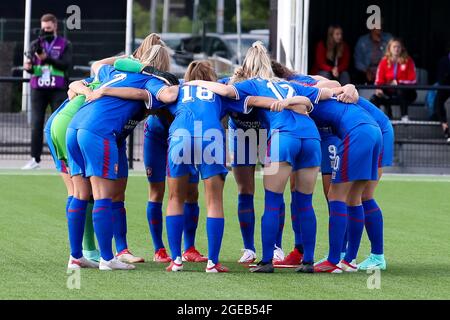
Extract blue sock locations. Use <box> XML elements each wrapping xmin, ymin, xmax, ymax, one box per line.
<box><xmin>342</xmin><ymin>227</ymin><xmax>348</xmax><ymax>253</ymax></box>
<box><xmin>290</xmin><ymin>191</ymin><xmax>303</xmax><ymax>246</ymax></box>
<box><xmin>275</xmin><ymin>201</ymin><xmax>285</xmax><ymax>248</ymax></box>
<box><xmin>112</xmin><ymin>201</ymin><xmax>128</xmax><ymax>253</ymax></box>
<box><xmin>344</xmin><ymin>205</ymin><xmax>365</xmax><ymax>262</ymax></box>
<box><xmin>166</xmin><ymin>215</ymin><xmax>184</xmax><ymax>260</ymax></box>
<box><xmin>92</xmin><ymin>198</ymin><xmax>114</xmax><ymax>261</ymax></box>
<box><xmin>363</xmin><ymin>199</ymin><xmax>384</xmax><ymax>255</ymax></box>
<box><xmin>67</xmin><ymin>198</ymin><xmax>87</xmax><ymax>259</ymax></box>
<box><xmin>206</xmin><ymin>217</ymin><xmax>225</xmax><ymax>264</ymax></box>
<box><xmin>293</xmin><ymin>192</ymin><xmax>317</xmax><ymax>264</ymax></box>
<box><xmin>261</xmin><ymin>190</ymin><xmax>283</xmax><ymax>263</ymax></box>
<box><xmin>183</xmin><ymin>202</ymin><xmax>200</xmax><ymax>251</ymax></box>
<box><xmin>237</xmin><ymin>194</ymin><xmax>256</xmax><ymax>252</ymax></box>
<box><xmin>327</xmin><ymin>201</ymin><xmax>348</xmax><ymax>265</ymax></box>
<box><xmin>147</xmin><ymin>201</ymin><xmax>165</xmax><ymax>251</ymax></box>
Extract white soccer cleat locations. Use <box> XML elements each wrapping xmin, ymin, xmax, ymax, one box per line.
<box><xmin>166</xmin><ymin>256</ymin><xmax>183</xmax><ymax>272</ymax></box>
<box><xmin>67</xmin><ymin>255</ymin><xmax>100</xmax><ymax>270</ymax></box>
<box><xmin>99</xmin><ymin>257</ymin><xmax>136</xmax><ymax>271</ymax></box>
<box><xmin>273</xmin><ymin>246</ymin><xmax>285</xmax><ymax>263</ymax></box>
<box><xmin>338</xmin><ymin>259</ymin><xmax>358</xmax><ymax>272</ymax></box>
<box><xmin>21</xmin><ymin>158</ymin><xmax>40</xmax><ymax>170</ymax></box>
<box><xmin>237</xmin><ymin>249</ymin><xmax>257</xmax><ymax>264</ymax></box>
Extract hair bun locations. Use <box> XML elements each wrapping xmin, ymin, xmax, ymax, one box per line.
<box><xmin>252</xmin><ymin>41</ymin><xmax>267</xmax><ymax>52</ymax></box>
<box><xmin>149</xmin><ymin>33</ymin><xmax>161</xmax><ymax>40</ymax></box>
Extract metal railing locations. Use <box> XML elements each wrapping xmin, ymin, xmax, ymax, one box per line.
<box><xmin>1</xmin><ymin>78</ymin><xmax>450</xmax><ymax>172</ymax></box>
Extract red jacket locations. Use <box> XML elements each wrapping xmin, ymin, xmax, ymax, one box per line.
<box><xmin>312</xmin><ymin>40</ymin><xmax>350</xmax><ymax>74</ymax></box>
<box><xmin>375</xmin><ymin>56</ymin><xmax>417</xmax><ymax>85</ymax></box>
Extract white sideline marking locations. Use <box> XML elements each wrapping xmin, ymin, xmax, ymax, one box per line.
<box><xmin>1</xmin><ymin>169</ymin><xmax>450</xmax><ymax>183</ymax></box>
<box><xmin>255</xmin><ymin>171</ymin><xmax>450</xmax><ymax>183</ymax></box>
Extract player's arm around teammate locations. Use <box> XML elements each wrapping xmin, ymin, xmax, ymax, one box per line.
<box><xmin>288</xmin><ymin>69</ymin><xmax>390</xmax><ymax>270</ymax></box>
<box><xmin>87</xmin><ymin>54</ymin><xmax>205</xmax><ymax>264</ymax></box>
<box><xmin>169</xmin><ymin>60</ymin><xmax>300</xmax><ymax>273</ymax></box>
<box><xmin>65</xmin><ymin>45</ymin><xmax>177</xmax><ymax>270</ymax></box>
<box><xmin>61</xmin><ymin>35</ymin><xmax>167</xmax><ymax>268</ymax></box>
<box><xmin>186</xmin><ymin>43</ymin><xmax>331</xmax><ymax>273</ymax></box>
<box><xmin>49</xmin><ymin>77</ymin><xmax>105</xmax><ymax>266</ymax></box>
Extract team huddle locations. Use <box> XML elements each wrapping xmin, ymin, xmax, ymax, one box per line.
<box><xmin>44</xmin><ymin>33</ymin><xmax>392</xmax><ymax>273</ymax></box>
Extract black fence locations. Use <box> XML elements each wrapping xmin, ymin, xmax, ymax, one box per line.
<box><xmin>1</xmin><ymin>78</ymin><xmax>450</xmax><ymax>173</ymax></box>
<box><xmin>1</xmin><ymin>18</ymin><xmax>126</xmax><ymax>75</ymax></box>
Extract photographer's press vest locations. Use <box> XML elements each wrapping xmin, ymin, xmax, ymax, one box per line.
<box><xmin>30</xmin><ymin>36</ymin><xmax>67</xmax><ymax>90</ymax></box>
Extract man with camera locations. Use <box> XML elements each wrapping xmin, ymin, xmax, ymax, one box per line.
<box><xmin>22</xmin><ymin>13</ymin><xmax>72</xmax><ymax>170</ymax></box>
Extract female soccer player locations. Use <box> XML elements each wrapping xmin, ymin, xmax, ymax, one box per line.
<box><xmin>53</xmin><ymin>76</ymin><xmax>147</xmax><ymax>265</ymax></box>
<box><xmin>144</xmin><ymin>98</ymin><xmax>205</xmax><ymax>264</ymax></box>
<box><xmin>163</xmin><ymin>60</ymin><xmax>241</xmax><ymax>273</ymax></box>
<box><xmin>220</xmin><ymin>74</ymin><xmax>285</xmax><ymax>265</ymax></box>
<box><xmin>273</xmin><ymin>64</ymin><xmax>391</xmax><ymax>270</ymax></box>
<box><xmin>288</xmin><ymin>88</ymin><xmax>382</xmax><ymax>273</ymax></box>
<box><xmin>89</xmin><ymin>55</ymin><xmax>207</xmax><ymax>265</ymax></box>
<box><xmin>64</xmin><ymin>59</ymin><xmax>160</xmax><ymax>266</ymax></box>
<box><xmin>44</xmin><ymin>80</ymin><xmax>101</xmax><ymax>266</ymax></box>
<box><xmin>272</xmin><ymin>62</ymin><xmax>394</xmax><ymax>271</ymax></box>
<box><xmin>55</xmin><ymin>34</ymin><xmax>167</xmax><ymax>267</ymax></box>
<box><xmin>66</xmin><ymin>45</ymin><xmax>178</xmax><ymax>270</ymax></box>
<box><xmin>169</xmin><ymin>59</ymin><xmax>311</xmax><ymax>273</ymax></box>
<box><xmin>346</xmin><ymin>97</ymin><xmax>392</xmax><ymax>270</ymax></box>
<box><xmin>270</xmin><ymin>62</ymin><xmax>358</xmax><ymax>267</ymax></box>
<box><xmin>186</xmin><ymin>42</ymin><xmax>334</xmax><ymax>273</ymax></box>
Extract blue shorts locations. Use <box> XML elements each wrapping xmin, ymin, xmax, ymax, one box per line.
<box><xmin>266</xmin><ymin>132</ymin><xmax>321</xmax><ymax>171</ymax></box>
<box><xmin>167</xmin><ymin>136</ymin><xmax>228</xmax><ymax>181</ymax></box>
<box><xmin>117</xmin><ymin>140</ymin><xmax>129</xmax><ymax>179</ymax></box>
<box><xmin>380</xmin><ymin>123</ymin><xmax>394</xmax><ymax>168</ymax></box>
<box><xmin>332</xmin><ymin>124</ymin><xmax>382</xmax><ymax>183</ymax></box>
<box><xmin>227</xmin><ymin>125</ymin><xmax>261</xmax><ymax>168</ymax></box>
<box><xmin>67</xmin><ymin>128</ymin><xmax>119</xmax><ymax>180</ymax></box>
<box><xmin>320</xmin><ymin>135</ymin><xmax>341</xmax><ymax>175</ymax></box>
<box><xmin>144</xmin><ymin>116</ymin><xmax>199</xmax><ymax>184</ymax></box>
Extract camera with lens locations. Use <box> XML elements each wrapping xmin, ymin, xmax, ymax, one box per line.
<box><xmin>24</xmin><ymin>29</ymin><xmax>50</xmax><ymax>61</ymax></box>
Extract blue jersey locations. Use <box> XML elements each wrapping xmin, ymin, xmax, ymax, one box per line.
<box><xmin>219</xmin><ymin>77</ymin><xmax>261</xmax><ymax>131</ymax></box>
<box><xmin>287</xmin><ymin>74</ymin><xmax>318</xmax><ymax>87</ymax></box>
<box><xmin>168</xmin><ymin>85</ymin><xmax>248</xmax><ymax>138</ymax></box>
<box><xmin>232</xmin><ymin>78</ymin><xmax>321</xmax><ymax>140</ymax></box>
<box><xmin>218</xmin><ymin>77</ymin><xmax>230</xmax><ymax>84</ymax></box>
<box><xmin>69</xmin><ymin>65</ymin><xmax>166</xmax><ymax>138</ymax></box>
<box><xmin>115</xmin><ymin>108</ymin><xmax>147</xmax><ymax>142</ymax></box>
<box><xmin>357</xmin><ymin>97</ymin><xmax>391</xmax><ymax>133</ymax></box>
<box><xmin>307</xmin><ymin>97</ymin><xmax>378</xmax><ymax>139</ymax></box>
<box><xmin>318</xmin><ymin>126</ymin><xmax>336</xmax><ymax>140</ymax></box>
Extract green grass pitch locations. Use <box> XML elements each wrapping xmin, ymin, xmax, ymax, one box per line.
<box><xmin>1</xmin><ymin>170</ymin><xmax>449</xmax><ymax>300</ymax></box>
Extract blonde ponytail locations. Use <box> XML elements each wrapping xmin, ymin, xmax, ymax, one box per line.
<box><xmin>133</xmin><ymin>33</ymin><xmax>165</xmax><ymax>60</ymax></box>
<box><xmin>140</xmin><ymin>44</ymin><xmax>171</xmax><ymax>72</ymax></box>
<box><xmin>241</xmin><ymin>41</ymin><xmax>278</xmax><ymax>81</ymax></box>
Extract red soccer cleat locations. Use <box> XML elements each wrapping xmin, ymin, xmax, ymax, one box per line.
<box><xmin>166</xmin><ymin>257</ymin><xmax>183</xmax><ymax>272</ymax></box>
<box><xmin>153</xmin><ymin>248</ymin><xmax>172</xmax><ymax>263</ymax></box>
<box><xmin>205</xmin><ymin>260</ymin><xmax>229</xmax><ymax>273</ymax></box>
<box><xmin>273</xmin><ymin>248</ymin><xmax>303</xmax><ymax>268</ymax></box>
<box><xmin>314</xmin><ymin>260</ymin><xmax>343</xmax><ymax>273</ymax></box>
<box><xmin>182</xmin><ymin>246</ymin><xmax>208</xmax><ymax>262</ymax></box>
